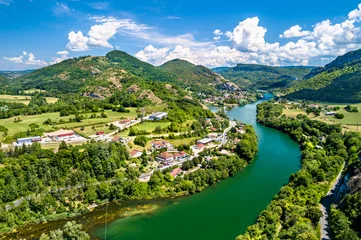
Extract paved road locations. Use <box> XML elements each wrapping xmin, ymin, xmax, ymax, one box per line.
<box><xmin>320</xmin><ymin>165</ymin><xmax>344</xmax><ymax>240</ymax></box>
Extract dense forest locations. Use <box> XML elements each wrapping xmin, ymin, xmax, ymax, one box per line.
<box><xmin>286</xmin><ymin>49</ymin><xmax>361</xmax><ymax>103</ymax></box>
<box><xmin>237</xmin><ymin>101</ymin><xmax>361</xmax><ymax>239</ymax></box>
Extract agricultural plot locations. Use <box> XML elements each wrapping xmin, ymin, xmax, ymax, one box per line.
<box><xmin>0</xmin><ymin>94</ymin><xmax>58</xmax><ymax>105</ymax></box>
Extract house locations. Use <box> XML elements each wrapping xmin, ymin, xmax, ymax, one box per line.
<box><xmin>308</xmin><ymin>104</ymin><xmax>319</xmax><ymax>109</ymax></box>
<box><xmin>130</xmin><ymin>149</ymin><xmax>143</xmax><ymax>158</ymax></box>
<box><xmin>208</xmin><ymin>133</ymin><xmax>218</xmax><ymax>140</ymax></box>
<box><xmin>170</xmin><ymin>167</ymin><xmax>182</xmax><ymax>178</ymax></box>
<box><xmin>119</xmin><ymin>118</ymin><xmax>132</xmax><ymax>125</ymax></box>
<box><xmin>174</xmin><ymin>151</ymin><xmax>187</xmax><ymax>160</ymax></box>
<box><xmin>156</xmin><ymin>152</ymin><xmax>174</xmax><ymax>162</ymax></box>
<box><xmin>151</xmin><ymin>140</ymin><xmax>172</xmax><ymax>149</ymax></box>
<box><xmin>96</xmin><ymin>131</ymin><xmax>104</xmax><ymax>135</ymax></box>
<box><xmin>325</xmin><ymin>111</ymin><xmax>336</xmax><ymax>116</ymax></box>
<box><xmin>149</xmin><ymin>112</ymin><xmax>168</xmax><ymax>120</ymax></box>
<box><xmin>112</xmin><ymin>136</ymin><xmax>120</xmax><ymax>141</ymax></box>
<box><xmin>197</xmin><ymin>138</ymin><xmax>213</xmax><ymax>145</ymax></box>
<box><xmin>210</xmin><ymin>127</ymin><xmax>217</xmax><ymax>131</ymax></box>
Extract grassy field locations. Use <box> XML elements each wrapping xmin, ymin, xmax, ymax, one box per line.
<box><xmin>0</xmin><ymin>108</ymin><xmax>138</xmax><ymax>136</ymax></box>
<box><xmin>168</xmin><ymin>137</ymin><xmax>198</xmax><ymax>146</ymax></box>
<box><xmin>74</xmin><ymin>124</ymin><xmax>114</xmax><ymax>137</ymax></box>
<box><xmin>118</xmin><ymin>121</ymin><xmax>171</xmax><ymax>137</ymax></box>
<box><xmin>283</xmin><ymin>103</ymin><xmax>361</xmax><ymax>132</ymax></box>
<box><xmin>0</xmin><ymin>94</ymin><xmax>58</xmax><ymax>105</ymax></box>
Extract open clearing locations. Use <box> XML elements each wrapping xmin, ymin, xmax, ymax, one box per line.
<box><xmin>0</xmin><ymin>108</ymin><xmax>138</xmax><ymax>136</ymax></box>
<box><xmin>0</xmin><ymin>94</ymin><xmax>58</xmax><ymax>105</ymax></box>
<box><xmin>118</xmin><ymin>121</ymin><xmax>171</xmax><ymax>137</ymax></box>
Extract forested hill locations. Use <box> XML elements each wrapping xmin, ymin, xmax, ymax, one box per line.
<box><xmin>213</xmin><ymin>64</ymin><xmax>313</xmax><ymax>90</ymax></box>
<box><xmin>286</xmin><ymin>49</ymin><xmax>361</xmax><ymax>103</ymax></box>
<box><xmin>3</xmin><ymin>51</ymin><xmax>223</xmax><ymax>96</ymax></box>
<box><xmin>158</xmin><ymin>59</ymin><xmax>227</xmax><ymax>94</ymax></box>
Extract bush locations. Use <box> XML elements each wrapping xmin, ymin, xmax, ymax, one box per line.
<box><xmin>335</xmin><ymin>113</ymin><xmax>344</xmax><ymax>119</ymax></box>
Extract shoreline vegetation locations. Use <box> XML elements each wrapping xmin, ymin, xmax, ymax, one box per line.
<box><xmin>236</xmin><ymin>100</ymin><xmax>361</xmax><ymax>240</ymax></box>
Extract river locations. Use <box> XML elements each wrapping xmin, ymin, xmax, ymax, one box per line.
<box><xmin>91</xmin><ymin>97</ymin><xmax>301</xmax><ymax>240</ymax></box>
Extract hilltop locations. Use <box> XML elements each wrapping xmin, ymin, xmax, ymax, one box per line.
<box><xmin>286</xmin><ymin>49</ymin><xmax>361</xmax><ymax>102</ymax></box>
<box><xmin>214</xmin><ymin>64</ymin><xmax>313</xmax><ymax>90</ymax></box>
<box><xmin>5</xmin><ymin>51</ymin><xmax>225</xmax><ymax>97</ymax></box>
<box><xmin>158</xmin><ymin>59</ymin><xmax>228</xmax><ymax>94</ymax></box>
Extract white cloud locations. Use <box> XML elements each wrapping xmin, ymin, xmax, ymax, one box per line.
<box><xmin>25</xmin><ymin>53</ymin><xmax>48</xmax><ymax>66</ymax></box>
<box><xmin>3</xmin><ymin>55</ymin><xmax>24</xmax><ymax>64</ymax></box>
<box><xmin>213</xmin><ymin>29</ymin><xmax>223</xmax><ymax>35</ymax></box>
<box><xmin>66</xmin><ymin>31</ymin><xmax>90</xmax><ymax>51</ymax></box>
<box><xmin>52</xmin><ymin>2</ymin><xmax>71</xmax><ymax>16</ymax></box>
<box><xmin>349</xmin><ymin>3</ymin><xmax>361</xmax><ymax>22</ymax></box>
<box><xmin>50</xmin><ymin>51</ymin><xmax>69</xmax><ymax>65</ymax></box>
<box><xmin>0</xmin><ymin>0</ymin><xmax>12</xmax><ymax>6</ymax></box>
<box><xmin>214</xmin><ymin>36</ymin><xmax>221</xmax><ymax>41</ymax></box>
<box><xmin>4</xmin><ymin>52</ymin><xmax>48</xmax><ymax>66</ymax></box>
<box><xmin>88</xmin><ymin>2</ymin><xmax>110</xmax><ymax>10</ymax></box>
<box><xmin>280</xmin><ymin>25</ymin><xmax>311</xmax><ymax>38</ymax></box>
<box><xmin>67</xmin><ymin>16</ymin><xmax>208</xmax><ymax>51</ymax></box>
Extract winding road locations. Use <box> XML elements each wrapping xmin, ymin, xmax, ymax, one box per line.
<box><xmin>320</xmin><ymin>165</ymin><xmax>345</xmax><ymax>240</ymax></box>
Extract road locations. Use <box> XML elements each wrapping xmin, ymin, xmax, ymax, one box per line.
<box><xmin>320</xmin><ymin>165</ymin><xmax>345</xmax><ymax>240</ymax></box>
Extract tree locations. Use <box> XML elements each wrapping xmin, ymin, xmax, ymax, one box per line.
<box><xmin>59</xmin><ymin>141</ymin><xmax>69</xmax><ymax>150</ymax></box>
<box><xmin>335</xmin><ymin>113</ymin><xmax>344</xmax><ymax>119</ymax></box>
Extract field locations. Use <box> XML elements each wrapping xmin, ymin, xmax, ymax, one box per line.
<box><xmin>118</xmin><ymin>121</ymin><xmax>171</xmax><ymax>137</ymax></box>
<box><xmin>283</xmin><ymin>103</ymin><xmax>361</xmax><ymax>132</ymax></box>
<box><xmin>74</xmin><ymin>125</ymin><xmax>115</xmax><ymax>137</ymax></box>
<box><xmin>0</xmin><ymin>108</ymin><xmax>138</xmax><ymax>137</ymax></box>
<box><xmin>0</xmin><ymin>94</ymin><xmax>58</xmax><ymax>105</ymax></box>
<box><xmin>168</xmin><ymin>137</ymin><xmax>198</xmax><ymax>146</ymax></box>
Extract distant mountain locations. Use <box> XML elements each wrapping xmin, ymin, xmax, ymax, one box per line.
<box><xmin>158</xmin><ymin>59</ymin><xmax>228</xmax><ymax>94</ymax></box>
<box><xmin>214</xmin><ymin>64</ymin><xmax>314</xmax><ymax>90</ymax></box>
<box><xmin>286</xmin><ymin>49</ymin><xmax>361</xmax><ymax>103</ymax></box>
<box><xmin>0</xmin><ymin>70</ymin><xmax>34</xmax><ymax>79</ymax></box>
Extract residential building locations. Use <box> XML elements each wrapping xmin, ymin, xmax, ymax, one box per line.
<box><xmin>170</xmin><ymin>167</ymin><xmax>182</xmax><ymax>178</ymax></box>
<box><xmin>197</xmin><ymin>138</ymin><xmax>213</xmax><ymax>145</ymax></box>
<box><xmin>156</xmin><ymin>152</ymin><xmax>174</xmax><ymax>162</ymax></box>
<box><xmin>174</xmin><ymin>151</ymin><xmax>187</xmax><ymax>160</ymax></box>
<box><xmin>196</xmin><ymin>143</ymin><xmax>205</xmax><ymax>150</ymax></box>
<box><xmin>130</xmin><ymin>149</ymin><xmax>143</xmax><ymax>158</ymax></box>
<box><xmin>152</xmin><ymin>140</ymin><xmax>172</xmax><ymax>149</ymax></box>
<box><xmin>149</xmin><ymin>112</ymin><xmax>168</xmax><ymax>120</ymax></box>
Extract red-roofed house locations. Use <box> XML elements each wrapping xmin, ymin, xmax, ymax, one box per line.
<box><xmin>174</xmin><ymin>151</ymin><xmax>187</xmax><ymax>160</ymax></box>
<box><xmin>152</xmin><ymin>140</ymin><xmax>171</xmax><ymax>149</ymax></box>
<box><xmin>96</xmin><ymin>131</ymin><xmax>104</xmax><ymax>135</ymax></box>
<box><xmin>170</xmin><ymin>167</ymin><xmax>182</xmax><ymax>178</ymax></box>
<box><xmin>120</xmin><ymin>118</ymin><xmax>132</xmax><ymax>125</ymax></box>
<box><xmin>130</xmin><ymin>149</ymin><xmax>142</xmax><ymax>158</ymax></box>
<box><xmin>156</xmin><ymin>152</ymin><xmax>174</xmax><ymax>162</ymax></box>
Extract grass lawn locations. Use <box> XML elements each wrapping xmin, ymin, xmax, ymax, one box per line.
<box><xmin>0</xmin><ymin>94</ymin><xmax>58</xmax><ymax>105</ymax></box>
<box><xmin>118</xmin><ymin>121</ymin><xmax>171</xmax><ymax>137</ymax></box>
<box><xmin>283</xmin><ymin>108</ymin><xmax>307</xmax><ymax>118</ymax></box>
<box><xmin>168</xmin><ymin>137</ymin><xmax>198</xmax><ymax>146</ymax></box>
<box><xmin>74</xmin><ymin>124</ymin><xmax>114</xmax><ymax>137</ymax></box>
<box><xmin>0</xmin><ymin>108</ymin><xmax>138</xmax><ymax>137</ymax></box>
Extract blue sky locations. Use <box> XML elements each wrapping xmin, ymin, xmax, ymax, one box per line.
<box><xmin>1</xmin><ymin>0</ymin><xmax>361</xmax><ymax>70</ymax></box>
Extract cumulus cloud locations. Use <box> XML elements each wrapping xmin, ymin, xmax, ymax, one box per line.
<box><xmin>280</xmin><ymin>25</ymin><xmax>311</xmax><ymax>38</ymax></box>
<box><xmin>67</xmin><ymin>16</ymin><xmax>209</xmax><ymax>51</ymax></box>
<box><xmin>4</xmin><ymin>51</ymin><xmax>48</xmax><ymax>66</ymax></box>
<box><xmin>135</xmin><ymin>3</ymin><xmax>361</xmax><ymax>67</ymax></box>
<box><xmin>0</xmin><ymin>0</ymin><xmax>12</xmax><ymax>6</ymax></box>
<box><xmin>50</xmin><ymin>51</ymin><xmax>70</xmax><ymax>64</ymax></box>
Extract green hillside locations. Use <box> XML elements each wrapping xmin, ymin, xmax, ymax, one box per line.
<box><xmin>213</xmin><ymin>64</ymin><xmax>313</xmax><ymax>90</ymax></box>
<box><xmin>159</xmin><ymin>59</ymin><xmax>226</xmax><ymax>94</ymax></box>
<box><xmin>286</xmin><ymin>49</ymin><xmax>361</xmax><ymax>103</ymax></box>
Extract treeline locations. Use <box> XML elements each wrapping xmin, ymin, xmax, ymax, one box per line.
<box><xmin>237</xmin><ymin>101</ymin><xmax>361</xmax><ymax>240</ymax></box>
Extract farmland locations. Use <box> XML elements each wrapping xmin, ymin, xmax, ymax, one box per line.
<box><xmin>0</xmin><ymin>94</ymin><xmax>58</xmax><ymax>105</ymax></box>
<box><xmin>0</xmin><ymin>108</ymin><xmax>138</xmax><ymax>137</ymax></box>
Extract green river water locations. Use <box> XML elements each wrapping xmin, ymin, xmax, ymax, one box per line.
<box><xmin>91</xmin><ymin>98</ymin><xmax>301</xmax><ymax>240</ymax></box>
